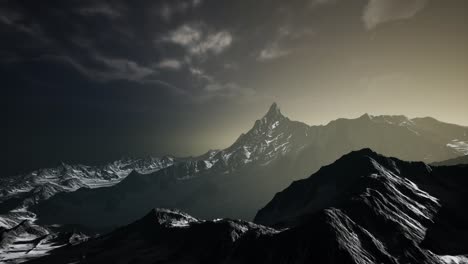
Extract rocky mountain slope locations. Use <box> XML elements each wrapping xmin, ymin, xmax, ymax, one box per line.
<box><xmin>23</xmin><ymin>149</ymin><xmax>468</xmax><ymax>264</ymax></box>
<box><xmin>255</xmin><ymin>148</ymin><xmax>468</xmax><ymax>262</ymax></box>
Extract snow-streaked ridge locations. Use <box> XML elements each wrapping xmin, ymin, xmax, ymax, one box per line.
<box><xmin>0</xmin><ymin>157</ymin><xmax>175</xmax><ymax>228</ymax></box>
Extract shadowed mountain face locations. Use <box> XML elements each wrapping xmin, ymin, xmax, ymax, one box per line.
<box><xmin>255</xmin><ymin>149</ymin><xmax>468</xmax><ymax>260</ymax></box>
<box><xmin>24</xmin><ymin>150</ymin><xmax>468</xmax><ymax>264</ymax></box>
<box><xmin>1</xmin><ymin>104</ymin><xmax>461</xmax><ymax>232</ymax></box>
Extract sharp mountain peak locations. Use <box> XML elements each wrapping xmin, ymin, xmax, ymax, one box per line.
<box><xmin>263</xmin><ymin>102</ymin><xmax>284</xmax><ymax>121</ymax></box>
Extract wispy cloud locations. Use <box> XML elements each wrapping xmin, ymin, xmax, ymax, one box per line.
<box><xmin>256</xmin><ymin>25</ymin><xmax>314</xmax><ymax>62</ymax></box>
<box><xmin>224</xmin><ymin>62</ymin><xmax>238</xmax><ymax>70</ymax></box>
<box><xmin>189</xmin><ymin>67</ymin><xmax>214</xmax><ymax>82</ymax></box>
<box><xmin>166</xmin><ymin>24</ymin><xmax>202</xmax><ymax>45</ymax></box>
<box><xmin>363</xmin><ymin>0</ymin><xmax>428</xmax><ymax>30</ymax></box>
<box><xmin>163</xmin><ymin>24</ymin><xmax>232</xmax><ymax>57</ymax></box>
<box><xmin>0</xmin><ymin>9</ymin><xmax>21</xmax><ymax>25</ymax></box>
<box><xmin>0</xmin><ymin>8</ymin><xmax>50</xmax><ymax>43</ymax></box>
<box><xmin>76</xmin><ymin>3</ymin><xmax>121</xmax><ymax>18</ymax></box>
<box><xmin>203</xmin><ymin>82</ymin><xmax>253</xmax><ymax>96</ymax></box>
<box><xmin>309</xmin><ymin>0</ymin><xmax>336</xmax><ymax>8</ymax></box>
<box><xmin>189</xmin><ymin>31</ymin><xmax>232</xmax><ymax>55</ymax></box>
<box><xmin>161</xmin><ymin>23</ymin><xmax>240</xmax><ymax>101</ymax></box>
<box><xmin>36</xmin><ymin>54</ymin><xmax>156</xmax><ymax>83</ymax></box>
<box><xmin>186</xmin><ymin>66</ymin><xmax>254</xmax><ymax>101</ymax></box>
<box><xmin>36</xmin><ymin>53</ymin><xmax>191</xmax><ymax>95</ymax></box>
<box><xmin>94</xmin><ymin>55</ymin><xmax>156</xmax><ymax>81</ymax></box>
<box><xmin>159</xmin><ymin>0</ymin><xmax>203</xmax><ymax>22</ymax></box>
<box><xmin>196</xmin><ymin>82</ymin><xmax>255</xmax><ymax>102</ymax></box>
<box><xmin>257</xmin><ymin>43</ymin><xmax>290</xmax><ymax>61</ymax></box>
<box><xmin>157</xmin><ymin>59</ymin><xmax>183</xmax><ymax>70</ymax></box>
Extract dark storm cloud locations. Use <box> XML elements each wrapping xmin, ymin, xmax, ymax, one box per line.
<box><xmin>1</xmin><ymin>0</ymin><xmax>275</xmax><ymax>102</ymax></box>
<box><xmin>1</xmin><ymin>1</ymin><xmax>162</xmax><ymax>84</ymax></box>
<box><xmin>1</xmin><ymin>0</ymin><xmax>353</xmax><ymax>100</ymax></box>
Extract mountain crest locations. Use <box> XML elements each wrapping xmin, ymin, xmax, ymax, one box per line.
<box><xmin>263</xmin><ymin>102</ymin><xmax>283</xmax><ymax>122</ymax></box>
<box><xmin>249</xmin><ymin>103</ymin><xmax>286</xmax><ymax>134</ymax></box>
<box><xmin>139</xmin><ymin>208</ymin><xmax>199</xmax><ymax>228</ymax></box>
<box><xmin>358</xmin><ymin>113</ymin><xmax>372</xmax><ymax>120</ymax></box>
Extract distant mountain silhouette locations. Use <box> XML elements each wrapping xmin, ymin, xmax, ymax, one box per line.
<box><xmin>431</xmin><ymin>155</ymin><xmax>468</xmax><ymax>166</ymax></box>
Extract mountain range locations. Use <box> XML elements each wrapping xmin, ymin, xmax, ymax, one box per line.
<box><xmin>1</xmin><ymin>103</ymin><xmax>467</xmax><ymax>233</ymax></box>
<box><xmin>7</xmin><ymin>149</ymin><xmax>467</xmax><ymax>264</ymax></box>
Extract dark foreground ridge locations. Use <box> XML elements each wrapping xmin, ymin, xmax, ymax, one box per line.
<box><xmin>24</xmin><ymin>149</ymin><xmax>468</xmax><ymax>264</ymax></box>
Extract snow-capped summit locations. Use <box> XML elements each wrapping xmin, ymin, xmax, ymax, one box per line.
<box><xmin>207</xmin><ymin>103</ymin><xmax>309</xmax><ymax>171</ymax></box>
<box><xmin>263</xmin><ymin>102</ymin><xmax>283</xmax><ymax>121</ymax></box>
<box><xmin>250</xmin><ymin>103</ymin><xmax>286</xmax><ymax>135</ymax></box>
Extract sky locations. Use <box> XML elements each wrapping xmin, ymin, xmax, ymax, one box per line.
<box><xmin>3</xmin><ymin>0</ymin><xmax>468</xmax><ymax>176</ymax></box>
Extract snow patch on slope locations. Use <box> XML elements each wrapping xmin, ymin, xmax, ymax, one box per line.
<box><xmin>439</xmin><ymin>255</ymin><xmax>468</xmax><ymax>264</ymax></box>
<box><xmin>447</xmin><ymin>140</ymin><xmax>468</xmax><ymax>155</ymax></box>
